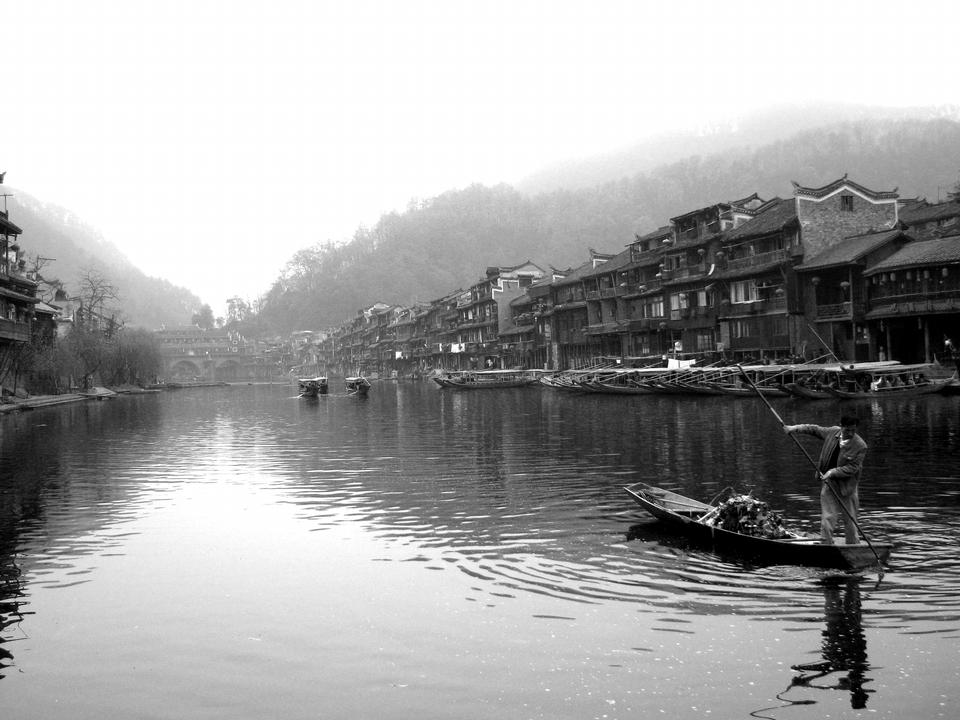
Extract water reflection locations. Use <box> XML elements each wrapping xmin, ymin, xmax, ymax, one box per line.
<box><xmin>791</xmin><ymin>577</ymin><xmax>871</xmax><ymax>708</ymax></box>
<box><xmin>2</xmin><ymin>384</ymin><xmax>960</xmax><ymax>718</ymax></box>
<box><xmin>754</xmin><ymin>577</ymin><xmax>871</xmax><ymax>718</ymax></box>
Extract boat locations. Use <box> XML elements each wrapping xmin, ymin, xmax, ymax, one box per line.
<box><xmin>297</xmin><ymin>376</ymin><xmax>328</xmax><ymax>397</ymax></box>
<box><xmin>783</xmin><ymin>382</ymin><xmax>835</xmax><ymax>400</ymax></box>
<box><xmin>624</xmin><ymin>482</ymin><xmax>892</xmax><ymax>570</ymax></box>
<box><xmin>432</xmin><ymin>369</ymin><xmax>540</xmax><ymax>389</ymax></box>
<box><xmin>344</xmin><ymin>376</ymin><xmax>371</xmax><ymax>396</ymax></box>
<box><xmin>826</xmin><ymin>365</ymin><xmax>959</xmax><ymax>399</ymax></box>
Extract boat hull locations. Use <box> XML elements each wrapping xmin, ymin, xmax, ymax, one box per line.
<box><xmin>344</xmin><ymin>377</ymin><xmax>371</xmax><ymax>396</ymax></box>
<box><xmin>298</xmin><ymin>377</ymin><xmax>329</xmax><ymax>397</ymax></box>
<box><xmin>625</xmin><ymin>482</ymin><xmax>891</xmax><ymax>570</ymax></box>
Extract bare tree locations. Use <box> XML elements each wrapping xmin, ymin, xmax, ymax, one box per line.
<box><xmin>76</xmin><ymin>268</ymin><xmax>122</xmax><ymax>337</ymax></box>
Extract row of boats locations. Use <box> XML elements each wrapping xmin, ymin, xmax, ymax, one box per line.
<box><xmin>297</xmin><ymin>375</ymin><xmax>371</xmax><ymax>398</ymax></box>
<box><xmin>431</xmin><ymin>360</ymin><xmax>959</xmax><ymax>399</ymax></box>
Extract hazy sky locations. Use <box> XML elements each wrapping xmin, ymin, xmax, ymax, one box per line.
<box><xmin>4</xmin><ymin>0</ymin><xmax>960</xmax><ymax>315</ymax></box>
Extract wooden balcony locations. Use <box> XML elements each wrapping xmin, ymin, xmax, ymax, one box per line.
<box><xmin>722</xmin><ymin>297</ymin><xmax>787</xmax><ymax>317</ymax></box>
<box><xmin>725</xmin><ymin>248</ymin><xmax>790</xmax><ymax>272</ymax></box>
<box><xmin>816</xmin><ymin>301</ymin><xmax>866</xmax><ymax>320</ymax></box>
<box><xmin>0</xmin><ymin>317</ymin><xmax>30</xmax><ymax>342</ymax></box>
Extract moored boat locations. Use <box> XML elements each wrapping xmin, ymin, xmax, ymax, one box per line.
<box><xmin>823</xmin><ymin>364</ymin><xmax>958</xmax><ymax>399</ymax></box>
<box><xmin>345</xmin><ymin>376</ymin><xmax>371</xmax><ymax>396</ymax></box>
<box><xmin>298</xmin><ymin>376</ymin><xmax>329</xmax><ymax>397</ymax></box>
<box><xmin>433</xmin><ymin>369</ymin><xmax>540</xmax><ymax>389</ymax></box>
<box><xmin>624</xmin><ymin>482</ymin><xmax>891</xmax><ymax>570</ymax></box>
<box><xmin>784</xmin><ymin>382</ymin><xmax>835</xmax><ymax>399</ymax></box>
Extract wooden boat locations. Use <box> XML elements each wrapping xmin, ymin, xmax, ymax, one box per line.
<box><xmin>784</xmin><ymin>382</ymin><xmax>834</xmax><ymax>400</ymax></box>
<box><xmin>432</xmin><ymin>369</ymin><xmax>540</xmax><ymax>389</ymax></box>
<box><xmin>344</xmin><ymin>376</ymin><xmax>371</xmax><ymax>396</ymax></box>
<box><xmin>826</xmin><ymin>367</ymin><xmax>959</xmax><ymax>399</ymax></box>
<box><xmin>297</xmin><ymin>376</ymin><xmax>328</xmax><ymax>397</ymax></box>
<box><xmin>624</xmin><ymin>482</ymin><xmax>892</xmax><ymax>570</ymax></box>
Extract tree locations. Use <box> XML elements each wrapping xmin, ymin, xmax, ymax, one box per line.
<box><xmin>192</xmin><ymin>304</ymin><xmax>215</xmax><ymax>329</ymax></box>
<box><xmin>65</xmin><ymin>268</ymin><xmax>123</xmax><ymax>388</ymax></box>
<box><xmin>77</xmin><ymin>267</ymin><xmax>122</xmax><ymax>337</ymax></box>
<box><xmin>226</xmin><ymin>297</ymin><xmax>250</xmax><ymax>324</ymax></box>
<box><xmin>101</xmin><ymin>327</ymin><xmax>162</xmax><ymax>386</ymax></box>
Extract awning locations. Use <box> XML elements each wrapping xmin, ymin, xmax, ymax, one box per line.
<box><xmin>0</xmin><ymin>214</ymin><xmax>23</xmax><ymax>235</ymax></box>
<box><xmin>865</xmin><ymin>299</ymin><xmax>960</xmax><ymax>319</ymax></box>
<box><xmin>0</xmin><ymin>286</ymin><xmax>40</xmax><ymax>304</ymax></box>
<box><xmin>499</xmin><ymin>324</ymin><xmax>535</xmax><ymax>337</ymax></box>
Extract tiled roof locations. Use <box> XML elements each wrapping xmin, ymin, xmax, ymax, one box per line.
<box><xmin>900</xmin><ymin>200</ymin><xmax>960</xmax><ymax>226</ymax></box>
<box><xmin>552</xmin><ymin>257</ymin><xmax>609</xmax><ymax>286</ymax></box>
<box><xmin>634</xmin><ymin>225</ymin><xmax>672</xmax><ymax>242</ymax></box>
<box><xmin>863</xmin><ymin>235</ymin><xmax>960</xmax><ymax>275</ymax></box>
<box><xmin>797</xmin><ymin>229</ymin><xmax>905</xmax><ymax>271</ymax></box>
<box><xmin>584</xmin><ymin>247</ymin><xmax>633</xmax><ymax>276</ymax></box>
<box><xmin>0</xmin><ymin>212</ymin><xmax>22</xmax><ymax>235</ymax></box>
<box><xmin>792</xmin><ymin>175</ymin><xmax>899</xmax><ymax>200</ymax></box>
<box><xmin>724</xmin><ymin>198</ymin><xmax>796</xmax><ymax>241</ymax></box>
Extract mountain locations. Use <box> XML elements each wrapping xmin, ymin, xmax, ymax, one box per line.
<box><xmin>6</xmin><ymin>189</ymin><xmax>200</xmax><ymax>329</ymax></box>
<box><xmin>258</xmin><ymin>112</ymin><xmax>960</xmax><ymax>333</ymax></box>
<box><xmin>516</xmin><ymin>102</ymin><xmax>960</xmax><ymax>194</ymax></box>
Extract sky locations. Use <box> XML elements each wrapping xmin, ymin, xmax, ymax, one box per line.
<box><xmin>3</xmin><ymin>0</ymin><xmax>960</xmax><ymax>316</ymax></box>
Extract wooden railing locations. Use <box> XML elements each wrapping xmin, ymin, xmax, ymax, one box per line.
<box><xmin>0</xmin><ymin>317</ymin><xmax>30</xmax><ymax>342</ymax></box>
<box><xmin>725</xmin><ymin>248</ymin><xmax>790</xmax><ymax>271</ymax></box>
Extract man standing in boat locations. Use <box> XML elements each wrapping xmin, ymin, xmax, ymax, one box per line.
<box><xmin>783</xmin><ymin>416</ymin><xmax>867</xmax><ymax>545</ymax></box>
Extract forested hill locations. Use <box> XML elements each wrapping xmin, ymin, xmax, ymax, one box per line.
<box><xmin>8</xmin><ymin>191</ymin><xmax>200</xmax><ymax>329</ymax></box>
<box><xmin>259</xmin><ymin>116</ymin><xmax>960</xmax><ymax>333</ymax></box>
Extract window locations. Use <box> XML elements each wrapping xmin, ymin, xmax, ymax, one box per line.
<box><xmin>731</xmin><ymin>319</ymin><xmax>755</xmax><ymax>338</ymax></box>
<box><xmin>695</xmin><ymin>331</ymin><xmax>714</xmax><ymax>351</ymax></box>
<box><xmin>840</xmin><ymin>194</ymin><xmax>854</xmax><ymax>212</ymax></box>
<box><xmin>643</xmin><ymin>296</ymin><xmax>664</xmax><ymax>318</ymax></box>
<box><xmin>730</xmin><ymin>280</ymin><xmax>759</xmax><ymax>304</ymax></box>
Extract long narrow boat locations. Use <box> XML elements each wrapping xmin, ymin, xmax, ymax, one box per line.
<box><xmin>783</xmin><ymin>382</ymin><xmax>834</xmax><ymax>400</ymax></box>
<box><xmin>433</xmin><ymin>369</ymin><xmax>540</xmax><ymax>389</ymax></box>
<box><xmin>624</xmin><ymin>482</ymin><xmax>892</xmax><ymax>570</ymax></box>
<box><xmin>826</xmin><ymin>368</ymin><xmax>959</xmax><ymax>399</ymax></box>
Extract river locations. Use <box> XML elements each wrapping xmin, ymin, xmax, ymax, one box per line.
<box><xmin>1</xmin><ymin>382</ymin><xmax>959</xmax><ymax>719</ymax></box>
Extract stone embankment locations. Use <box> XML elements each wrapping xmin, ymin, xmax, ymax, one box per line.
<box><xmin>0</xmin><ymin>386</ymin><xmax>157</xmax><ymax>415</ymax></box>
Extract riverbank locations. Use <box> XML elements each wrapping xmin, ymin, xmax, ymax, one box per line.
<box><xmin>0</xmin><ymin>384</ymin><xmax>160</xmax><ymax>415</ymax></box>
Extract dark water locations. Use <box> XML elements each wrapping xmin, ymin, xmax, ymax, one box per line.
<box><xmin>1</xmin><ymin>383</ymin><xmax>959</xmax><ymax>719</ymax></box>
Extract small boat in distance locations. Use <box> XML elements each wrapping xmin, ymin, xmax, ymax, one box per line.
<box><xmin>624</xmin><ymin>482</ymin><xmax>891</xmax><ymax>571</ymax></box>
<box><xmin>432</xmin><ymin>369</ymin><xmax>540</xmax><ymax>389</ymax></box>
<box><xmin>298</xmin><ymin>376</ymin><xmax>329</xmax><ymax>397</ymax></box>
<box><xmin>345</xmin><ymin>376</ymin><xmax>371</xmax><ymax>396</ymax></box>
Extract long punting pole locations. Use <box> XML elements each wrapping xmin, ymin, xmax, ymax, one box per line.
<box><xmin>735</xmin><ymin>364</ymin><xmax>885</xmax><ymax>578</ymax></box>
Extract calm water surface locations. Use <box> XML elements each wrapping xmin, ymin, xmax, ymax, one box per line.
<box><xmin>1</xmin><ymin>382</ymin><xmax>959</xmax><ymax>719</ymax></box>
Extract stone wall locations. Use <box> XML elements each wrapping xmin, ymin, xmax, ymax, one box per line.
<box><xmin>797</xmin><ymin>193</ymin><xmax>898</xmax><ymax>257</ymax></box>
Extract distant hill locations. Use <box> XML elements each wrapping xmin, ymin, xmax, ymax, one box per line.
<box><xmin>516</xmin><ymin>102</ymin><xmax>960</xmax><ymax>194</ymax></box>
<box><xmin>259</xmin><ymin>112</ymin><xmax>960</xmax><ymax>333</ymax></box>
<box><xmin>6</xmin><ymin>190</ymin><xmax>200</xmax><ymax>329</ymax></box>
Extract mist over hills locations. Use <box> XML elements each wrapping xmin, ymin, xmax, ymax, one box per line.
<box><xmin>517</xmin><ymin>102</ymin><xmax>960</xmax><ymax>194</ymax></box>
<box><xmin>258</xmin><ymin>109</ymin><xmax>960</xmax><ymax>332</ymax></box>
<box><xmin>7</xmin><ymin>190</ymin><xmax>199</xmax><ymax>329</ymax></box>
